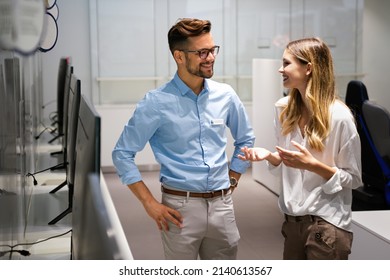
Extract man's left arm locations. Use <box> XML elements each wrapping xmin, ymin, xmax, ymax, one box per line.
<box><xmin>228</xmin><ymin>94</ymin><xmax>256</xmax><ymax>183</ymax></box>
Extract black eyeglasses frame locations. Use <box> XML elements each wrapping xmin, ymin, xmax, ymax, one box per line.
<box><xmin>179</xmin><ymin>45</ymin><xmax>220</xmax><ymax>59</ymax></box>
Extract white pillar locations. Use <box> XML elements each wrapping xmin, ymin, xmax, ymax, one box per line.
<box><xmin>252</xmin><ymin>59</ymin><xmax>284</xmax><ymax>195</ymax></box>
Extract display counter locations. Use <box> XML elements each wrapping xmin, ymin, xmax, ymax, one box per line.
<box><xmin>350</xmin><ymin>210</ymin><xmax>390</xmax><ymax>259</ymax></box>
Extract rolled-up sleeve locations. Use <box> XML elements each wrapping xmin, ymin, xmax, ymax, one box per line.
<box><xmin>112</xmin><ymin>93</ymin><xmax>160</xmax><ymax>185</ymax></box>
<box><xmin>326</xmin><ymin>132</ymin><xmax>362</xmax><ymax>193</ymax></box>
<box><xmin>228</xmin><ymin>93</ymin><xmax>255</xmax><ymax>174</ymax></box>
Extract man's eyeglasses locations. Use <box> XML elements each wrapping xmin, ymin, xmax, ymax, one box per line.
<box><xmin>180</xmin><ymin>46</ymin><xmax>220</xmax><ymax>59</ymax></box>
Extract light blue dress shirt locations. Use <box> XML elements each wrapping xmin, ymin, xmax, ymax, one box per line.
<box><xmin>112</xmin><ymin>73</ymin><xmax>255</xmax><ymax>192</ymax></box>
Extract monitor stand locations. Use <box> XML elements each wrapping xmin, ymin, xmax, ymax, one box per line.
<box><xmin>48</xmin><ymin>184</ymin><xmax>73</xmax><ymax>225</ymax></box>
<box><xmin>50</xmin><ymin>179</ymin><xmax>66</xmax><ymax>193</ymax></box>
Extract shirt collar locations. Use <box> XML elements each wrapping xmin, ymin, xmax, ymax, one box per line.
<box><xmin>173</xmin><ymin>72</ymin><xmax>210</xmax><ymax>96</ymax></box>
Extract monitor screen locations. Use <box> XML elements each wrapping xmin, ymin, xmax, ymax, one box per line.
<box><xmin>71</xmin><ymin>173</ymin><xmax>133</xmax><ymax>260</ymax></box>
<box><xmin>61</xmin><ymin>63</ymin><xmax>73</xmax><ymax>159</ymax></box>
<box><xmin>73</xmin><ymin>93</ymin><xmax>101</xmax><ymax>187</ymax></box>
<box><xmin>72</xmin><ymin>94</ymin><xmax>101</xmax><ymax>258</ymax></box>
<box><xmin>56</xmin><ymin>57</ymin><xmax>70</xmax><ymax>136</ymax></box>
<box><xmin>71</xmin><ymin>95</ymin><xmax>132</xmax><ymax>259</ymax></box>
<box><xmin>66</xmin><ymin>75</ymin><xmax>81</xmax><ymax>185</ymax></box>
<box><xmin>47</xmin><ymin>74</ymin><xmax>81</xmax><ymax>225</ymax></box>
<box><xmin>0</xmin><ymin>63</ymin><xmax>5</xmax><ymax>170</ymax></box>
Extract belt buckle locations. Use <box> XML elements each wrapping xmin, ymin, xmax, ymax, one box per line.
<box><xmin>202</xmin><ymin>192</ymin><xmax>214</xmax><ymax>198</ymax></box>
<box><xmin>200</xmin><ymin>189</ymin><xmax>225</xmax><ymax>198</ymax></box>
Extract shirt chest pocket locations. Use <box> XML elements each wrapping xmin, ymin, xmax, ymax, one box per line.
<box><xmin>208</xmin><ymin>119</ymin><xmax>226</xmax><ymax>139</ymax></box>
<box><xmin>211</xmin><ymin>119</ymin><xmax>224</xmax><ymax>126</ymax></box>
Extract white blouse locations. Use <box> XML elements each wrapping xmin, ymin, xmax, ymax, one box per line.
<box><xmin>268</xmin><ymin>96</ymin><xmax>363</xmax><ymax>231</ymax></box>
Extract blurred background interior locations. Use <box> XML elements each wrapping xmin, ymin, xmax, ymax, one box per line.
<box><xmin>1</xmin><ymin>0</ymin><xmax>390</xmax><ymax>260</ymax></box>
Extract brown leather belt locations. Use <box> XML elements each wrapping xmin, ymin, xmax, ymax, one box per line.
<box><xmin>161</xmin><ymin>185</ymin><xmax>232</xmax><ymax>198</ymax></box>
<box><xmin>284</xmin><ymin>214</ymin><xmax>316</xmax><ymax>223</ymax></box>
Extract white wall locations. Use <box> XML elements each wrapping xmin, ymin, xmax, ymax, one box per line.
<box><xmin>41</xmin><ymin>0</ymin><xmax>92</xmax><ymax>122</ymax></box>
<box><xmin>362</xmin><ymin>0</ymin><xmax>390</xmax><ymax>109</ymax></box>
<box><xmin>252</xmin><ymin>59</ymin><xmax>283</xmax><ymax>195</ymax></box>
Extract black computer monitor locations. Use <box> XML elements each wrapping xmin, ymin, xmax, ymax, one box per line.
<box><xmin>55</xmin><ymin>57</ymin><xmax>69</xmax><ymax>137</ymax></box>
<box><xmin>0</xmin><ymin>62</ymin><xmax>5</xmax><ymax>171</ymax></box>
<box><xmin>62</xmin><ymin>64</ymin><xmax>73</xmax><ymax>157</ymax></box>
<box><xmin>73</xmin><ymin>94</ymin><xmax>101</xmax><ymax>183</ymax></box>
<box><xmin>50</xmin><ymin>61</ymin><xmax>73</xmax><ymax>157</ymax></box>
<box><xmin>71</xmin><ymin>95</ymin><xmax>131</xmax><ymax>259</ymax></box>
<box><xmin>66</xmin><ymin>75</ymin><xmax>81</xmax><ymax>187</ymax></box>
<box><xmin>72</xmin><ymin>94</ymin><xmax>101</xmax><ymax>258</ymax></box>
<box><xmin>72</xmin><ymin>94</ymin><xmax>101</xmax><ymax>210</ymax></box>
<box><xmin>48</xmin><ymin>74</ymin><xmax>81</xmax><ymax>225</ymax></box>
<box><xmin>71</xmin><ymin>173</ymin><xmax>133</xmax><ymax>259</ymax></box>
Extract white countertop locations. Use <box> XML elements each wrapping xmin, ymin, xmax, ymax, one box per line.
<box><xmin>352</xmin><ymin>210</ymin><xmax>390</xmax><ymax>243</ymax></box>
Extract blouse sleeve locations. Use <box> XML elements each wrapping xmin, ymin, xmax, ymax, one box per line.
<box><xmin>322</xmin><ymin>114</ymin><xmax>363</xmax><ymax>194</ymax></box>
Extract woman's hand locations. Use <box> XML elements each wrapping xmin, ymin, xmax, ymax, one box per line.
<box><xmin>276</xmin><ymin>140</ymin><xmax>336</xmax><ymax>179</ymax></box>
<box><xmin>276</xmin><ymin>140</ymin><xmax>315</xmax><ymax>170</ymax></box>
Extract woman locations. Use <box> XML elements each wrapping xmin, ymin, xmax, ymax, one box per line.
<box><xmin>240</xmin><ymin>37</ymin><xmax>362</xmax><ymax>259</ymax></box>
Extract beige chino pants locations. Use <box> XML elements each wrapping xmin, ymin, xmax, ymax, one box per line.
<box><xmin>161</xmin><ymin>191</ymin><xmax>240</xmax><ymax>260</ymax></box>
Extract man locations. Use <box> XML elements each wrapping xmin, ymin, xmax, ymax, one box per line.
<box><xmin>112</xmin><ymin>18</ymin><xmax>255</xmax><ymax>260</ymax></box>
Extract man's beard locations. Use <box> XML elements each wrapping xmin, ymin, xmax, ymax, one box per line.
<box><xmin>185</xmin><ymin>61</ymin><xmax>214</xmax><ymax>79</ymax></box>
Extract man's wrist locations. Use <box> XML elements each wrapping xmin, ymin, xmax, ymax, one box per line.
<box><xmin>229</xmin><ymin>176</ymin><xmax>238</xmax><ymax>188</ymax></box>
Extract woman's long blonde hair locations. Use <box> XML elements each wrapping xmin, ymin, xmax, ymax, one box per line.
<box><xmin>279</xmin><ymin>37</ymin><xmax>336</xmax><ymax>152</ymax></box>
